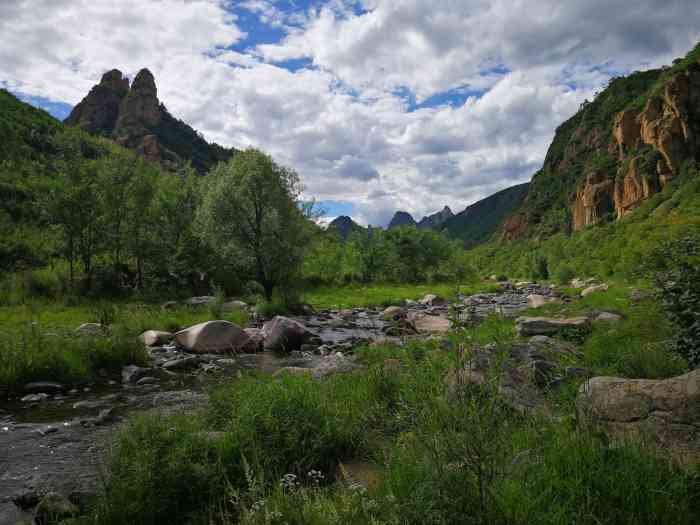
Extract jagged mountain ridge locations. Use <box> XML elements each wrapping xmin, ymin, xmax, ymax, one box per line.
<box><xmin>503</xmin><ymin>42</ymin><xmax>700</xmax><ymax>239</ymax></box>
<box><xmin>327</xmin><ymin>215</ymin><xmax>365</xmax><ymax>239</ymax></box>
<box><xmin>65</xmin><ymin>69</ymin><xmax>234</xmax><ymax>173</ymax></box>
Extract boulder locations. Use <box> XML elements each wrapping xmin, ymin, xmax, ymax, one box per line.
<box><xmin>408</xmin><ymin>312</ymin><xmax>451</xmax><ymax>334</ymax></box>
<box><xmin>516</xmin><ymin>316</ymin><xmax>590</xmax><ymax>336</ymax></box>
<box><xmin>34</xmin><ymin>492</ymin><xmax>79</xmax><ymax>525</ymax></box>
<box><xmin>175</xmin><ymin>320</ymin><xmax>251</xmax><ymax>354</ymax></box>
<box><xmin>161</xmin><ymin>300</ymin><xmax>179</xmax><ymax>310</ymax></box>
<box><xmin>140</xmin><ymin>330</ymin><xmax>174</xmax><ymax>346</ymax></box>
<box><xmin>527</xmin><ymin>294</ymin><xmax>558</xmax><ymax>309</ymax></box>
<box><xmin>75</xmin><ymin>323</ymin><xmax>104</xmax><ymax>336</ymax></box>
<box><xmin>420</xmin><ymin>294</ymin><xmax>447</xmax><ymax>306</ymax></box>
<box><xmin>577</xmin><ymin>370</ymin><xmax>700</xmax><ymax>453</ymax></box>
<box><xmin>242</xmin><ymin>327</ymin><xmax>265</xmax><ymax>353</ymax></box>
<box><xmin>595</xmin><ymin>311</ymin><xmax>623</xmax><ymax>323</ymax></box>
<box><xmin>263</xmin><ymin>316</ymin><xmax>310</xmax><ymax>352</ymax></box>
<box><xmin>581</xmin><ymin>284</ymin><xmax>609</xmax><ymax>297</ymax></box>
<box><xmin>382</xmin><ymin>306</ymin><xmax>407</xmax><ymax>321</ymax></box>
<box><xmin>222</xmin><ymin>300</ymin><xmax>248</xmax><ymax>312</ymax></box>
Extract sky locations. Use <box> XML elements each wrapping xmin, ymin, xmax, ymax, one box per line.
<box><xmin>1</xmin><ymin>0</ymin><xmax>699</xmax><ymax>227</ymax></box>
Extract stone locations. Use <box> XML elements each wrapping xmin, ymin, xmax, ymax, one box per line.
<box><xmin>64</xmin><ymin>69</ymin><xmax>130</xmax><ymax>135</ymax></box>
<box><xmin>408</xmin><ymin>312</ymin><xmax>451</xmax><ymax>334</ymax></box>
<box><xmin>21</xmin><ymin>393</ymin><xmax>49</xmax><ymax>403</ymax></box>
<box><xmin>595</xmin><ymin>311</ymin><xmax>623</xmax><ymax>322</ymax></box>
<box><xmin>221</xmin><ymin>300</ymin><xmax>248</xmax><ymax>312</ymax></box>
<box><xmin>140</xmin><ymin>330</ymin><xmax>174</xmax><ymax>347</ymax></box>
<box><xmin>75</xmin><ymin>323</ymin><xmax>104</xmax><ymax>336</ymax></box>
<box><xmin>382</xmin><ymin>306</ymin><xmax>407</xmax><ymax>321</ymax></box>
<box><xmin>420</xmin><ymin>294</ymin><xmax>447</xmax><ymax>306</ymax></box>
<box><xmin>581</xmin><ymin>284</ymin><xmax>609</xmax><ymax>297</ymax></box>
<box><xmin>161</xmin><ymin>300</ymin><xmax>179</xmax><ymax>310</ymax></box>
<box><xmin>121</xmin><ymin>365</ymin><xmax>151</xmax><ymax>384</ymax></box>
<box><xmin>516</xmin><ymin>316</ymin><xmax>590</xmax><ymax>336</ymax></box>
<box><xmin>136</xmin><ymin>376</ymin><xmax>158</xmax><ymax>385</ymax></box>
<box><xmin>22</xmin><ymin>382</ymin><xmax>65</xmax><ymax>394</ymax></box>
<box><xmin>262</xmin><ymin>316</ymin><xmax>310</xmax><ymax>352</ymax></box>
<box><xmin>175</xmin><ymin>320</ymin><xmax>252</xmax><ymax>354</ymax></box>
<box><xmin>242</xmin><ymin>328</ymin><xmax>265</xmax><ymax>353</ymax></box>
<box><xmin>272</xmin><ymin>367</ymin><xmax>314</xmax><ymax>378</ymax></box>
<box><xmin>162</xmin><ymin>356</ymin><xmax>199</xmax><ymax>370</ymax></box>
<box><xmin>577</xmin><ymin>370</ymin><xmax>700</xmax><ymax>453</ymax></box>
<box><xmin>34</xmin><ymin>492</ymin><xmax>79</xmax><ymax>525</ymax></box>
<box><xmin>72</xmin><ymin>400</ymin><xmax>109</xmax><ymax>410</ymax></box>
<box><xmin>527</xmin><ymin>294</ymin><xmax>558</xmax><ymax>309</ymax></box>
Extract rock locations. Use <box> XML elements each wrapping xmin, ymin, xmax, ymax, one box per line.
<box><xmin>21</xmin><ymin>393</ymin><xmax>49</xmax><ymax>403</ymax></box>
<box><xmin>162</xmin><ymin>356</ymin><xmax>200</xmax><ymax>370</ymax></box>
<box><xmin>595</xmin><ymin>311</ymin><xmax>623</xmax><ymax>322</ymax></box>
<box><xmin>382</xmin><ymin>306</ymin><xmax>407</xmax><ymax>321</ymax></box>
<box><xmin>136</xmin><ymin>376</ymin><xmax>158</xmax><ymax>385</ymax></box>
<box><xmin>419</xmin><ymin>294</ymin><xmax>447</xmax><ymax>306</ymax></box>
<box><xmin>408</xmin><ymin>312</ymin><xmax>451</xmax><ymax>334</ymax></box>
<box><xmin>22</xmin><ymin>382</ymin><xmax>65</xmax><ymax>394</ymax></box>
<box><xmin>273</xmin><ymin>367</ymin><xmax>314</xmax><ymax>378</ymax></box>
<box><xmin>221</xmin><ymin>300</ymin><xmax>248</xmax><ymax>312</ymax></box>
<box><xmin>581</xmin><ymin>284</ymin><xmax>609</xmax><ymax>297</ymax></box>
<box><xmin>516</xmin><ymin>316</ymin><xmax>591</xmax><ymax>336</ymax></box>
<box><xmin>175</xmin><ymin>320</ymin><xmax>251</xmax><ymax>354</ymax></box>
<box><xmin>12</xmin><ymin>489</ymin><xmax>41</xmax><ymax>510</ymax></box>
<box><xmin>527</xmin><ymin>294</ymin><xmax>559</xmax><ymax>309</ymax></box>
<box><xmin>34</xmin><ymin>492</ymin><xmax>79</xmax><ymax>525</ymax></box>
<box><xmin>121</xmin><ymin>365</ymin><xmax>152</xmax><ymax>384</ymax></box>
<box><xmin>75</xmin><ymin>323</ymin><xmax>104</xmax><ymax>336</ymax></box>
<box><xmin>183</xmin><ymin>296</ymin><xmax>216</xmax><ymax>307</ymax></box>
<box><xmin>339</xmin><ymin>309</ymin><xmax>354</xmax><ymax>318</ymax></box>
<box><xmin>72</xmin><ymin>400</ymin><xmax>109</xmax><ymax>410</ymax></box>
<box><xmin>577</xmin><ymin>370</ymin><xmax>700</xmax><ymax>453</ymax></box>
<box><xmin>140</xmin><ymin>330</ymin><xmax>174</xmax><ymax>346</ymax></box>
<box><xmin>64</xmin><ymin>69</ymin><xmax>130</xmax><ymax>135</ymax></box>
<box><xmin>262</xmin><ymin>316</ymin><xmax>310</xmax><ymax>352</ymax></box>
<box><xmin>242</xmin><ymin>328</ymin><xmax>265</xmax><ymax>353</ymax></box>
<box><xmin>161</xmin><ymin>300</ymin><xmax>179</xmax><ymax>310</ymax></box>
<box><xmin>629</xmin><ymin>289</ymin><xmax>652</xmax><ymax>302</ymax></box>
<box><xmin>312</xmin><ymin>353</ymin><xmax>361</xmax><ymax>378</ymax></box>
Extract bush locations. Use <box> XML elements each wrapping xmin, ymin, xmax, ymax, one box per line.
<box><xmin>554</xmin><ymin>264</ymin><xmax>576</xmax><ymax>285</ymax></box>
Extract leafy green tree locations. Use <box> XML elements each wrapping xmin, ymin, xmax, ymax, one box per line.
<box><xmin>196</xmin><ymin>149</ymin><xmax>311</xmax><ymax>301</ymax></box>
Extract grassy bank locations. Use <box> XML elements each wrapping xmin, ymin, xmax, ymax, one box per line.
<box><xmin>0</xmin><ymin>301</ymin><xmax>248</xmax><ymax>391</ymax></box>
<box><xmin>75</xmin><ymin>335</ymin><xmax>698</xmax><ymax>525</ymax></box>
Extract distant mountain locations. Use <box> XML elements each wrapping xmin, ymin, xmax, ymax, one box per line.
<box><xmin>65</xmin><ymin>68</ymin><xmax>234</xmax><ymax>173</ymax></box>
<box><xmin>388</xmin><ymin>211</ymin><xmax>417</xmax><ymax>229</ymax></box>
<box><xmin>327</xmin><ymin>215</ymin><xmax>365</xmax><ymax>239</ymax></box>
<box><xmin>417</xmin><ymin>206</ymin><xmax>453</xmax><ymax>230</ymax></box>
<box><xmin>443</xmin><ymin>183</ymin><xmax>529</xmax><ymax>247</ymax></box>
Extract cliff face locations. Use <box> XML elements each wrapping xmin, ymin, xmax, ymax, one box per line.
<box><xmin>505</xmin><ymin>43</ymin><xmax>700</xmax><ymax>238</ymax></box>
<box><xmin>65</xmin><ymin>68</ymin><xmax>234</xmax><ymax>173</ymax></box>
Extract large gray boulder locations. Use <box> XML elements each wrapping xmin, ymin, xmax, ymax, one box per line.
<box><xmin>516</xmin><ymin>316</ymin><xmax>590</xmax><ymax>336</ymax></box>
<box><xmin>175</xmin><ymin>320</ymin><xmax>251</xmax><ymax>354</ymax></box>
<box><xmin>263</xmin><ymin>316</ymin><xmax>310</xmax><ymax>352</ymax></box>
<box><xmin>382</xmin><ymin>306</ymin><xmax>407</xmax><ymax>321</ymax></box>
<box><xmin>408</xmin><ymin>312</ymin><xmax>451</xmax><ymax>334</ymax></box>
<box><xmin>577</xmin><ymin>370</ymin><xmax>700</xmax><ymax>453</ymax></box>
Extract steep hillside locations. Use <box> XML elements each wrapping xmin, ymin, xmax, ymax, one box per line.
<box><xmin>388</xmin><ymin>211</ymin><xmax>417</xmax><ymax>229</ymax></box>
<box><xmin>65</xmin><ymin>69</ymin><xmax>234</xmax><ymax>173</ymax></box>
<box><xmin>444</xmin><ymin>183</ymin><xmax>529</xmax><ymax>247</ymax></box>
<box><xmin>504</xmin><ymin>42</ymin><xmax>700</xmax><ymax>239</ymax></box>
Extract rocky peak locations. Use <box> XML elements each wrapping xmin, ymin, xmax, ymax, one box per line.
<box><xmin>65</xmin><ymin>68</ymin><xmax>235</xmax><ymax>172</ymax></box>
<box><xmin>388</xmin><ymin>211</ymin><xmax>417</xmax><ymax>229</ymax></box>
<box><xmin>327</xmin><ymin>216</ymin><xmax>364</xmax><ymax>240</ymax></box>
<box><xmin>64</xmin><ymin>69</ymin><xmax>130</xmax><ymax>136</ymax></box>
<box><xmin>418</xmin><ymin>206</ymin><xmax>453</xmax><ymax>230</ymax></box>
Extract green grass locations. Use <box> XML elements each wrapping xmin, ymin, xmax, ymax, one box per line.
<box><xmin>303</xmin><ymin>281</ymin><xmax>499</xmax><ymax>310</ymax></box>
<box><xmin>0</xmin><ymin>301</ymin><xmax>249</xmax><ymax>391</ymax></box>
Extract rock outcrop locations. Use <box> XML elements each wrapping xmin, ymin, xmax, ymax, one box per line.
<box><xmin>387</xmin><ymin>211</ymin><xmax>417</xmax><ymax>229</ymax></box>
<box><xmin>417</xmin><ymin>206</ymin><xmax>453</xmax><ymax>230</ymax></box>
<box><xmin>65</xmin><ymin>68</ymin><xmax>234</xmax><ymax>172</ymax></box>
<box><xmin>577</xmin><ymin>370</ymin><xmax>700</xmax><ymax>454</ymax></box>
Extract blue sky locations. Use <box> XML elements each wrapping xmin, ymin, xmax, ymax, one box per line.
<box><xmin>2</xmin><ymin>0</ymin><xmax>698</xmax><ymax>226</ymax></box>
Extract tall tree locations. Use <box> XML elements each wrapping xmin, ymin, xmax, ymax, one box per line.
<box><xmin>196</xmin><ymin>149</ymin><xmax>311</xmax><ymax>301</ymax></box>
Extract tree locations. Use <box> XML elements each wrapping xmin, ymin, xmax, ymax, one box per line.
<box><xmin>196</xmin><ymin>149</ymin><xmax>311</xmax><ymax>301</ymax></box>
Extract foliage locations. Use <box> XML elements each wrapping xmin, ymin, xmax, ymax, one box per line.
<box><xmin>196</xmin><ymin>149</ymin><xmax>313</xmax><ymax>301</ymax></box>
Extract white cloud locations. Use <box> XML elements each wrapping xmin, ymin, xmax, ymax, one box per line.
<box><xmin>1</xmin><ymin>0</ymin><xmax>699</xmax><ymax>227</ymax></box>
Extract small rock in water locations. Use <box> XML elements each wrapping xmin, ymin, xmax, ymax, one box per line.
<box><xmin>121</xmin><ymin>365</ymin><xmax>152</xmax><ymax>384</ymax></box>
<box><xmin>136</xmin><ymin>376</ymin><xmax>158</xmax><ymax>385</ymax></box>
<box><xmin>38</xmin><ymin>425</ymin><xmax>59</xmax><ymax>436</ymax></box>
<box><xmin>72</xmin><ymin>400</ymin><xmax>108</xmax><ymax>410</ymax></box>
<box><xmin>22</xmin><ymin>382</ymin><xmax>65</xmax><ymax>394</ymax></box>
<box><xmin>162</xmin><ymin>356</ymin><xmax>199</xmax><ymax>370</ymax></box>
<box><xmin>21</xmin><ymin>393</ymin><xmax>49</xmax><ymax>403</ymax></box>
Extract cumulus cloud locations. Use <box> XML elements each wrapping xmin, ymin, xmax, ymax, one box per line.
<box><xmin>1</xmin><ymin>0</ymin><xmax>699</xmax><ymax>227</ymax></box>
